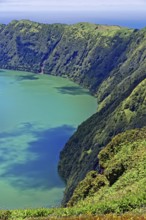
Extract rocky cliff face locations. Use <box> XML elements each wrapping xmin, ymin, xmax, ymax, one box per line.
<box><xmin>0</xmin><ymin>20</ymin><xmax>146</xmax><ymax>205</ymax></box>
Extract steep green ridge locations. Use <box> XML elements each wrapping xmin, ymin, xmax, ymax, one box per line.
<box><xmin>67</xmin><ymin>127</ymin><xmax>146</xmax><ymax>214</ymax></box>
<box><xmin>0</xmin><ymin>20</ymin><xmax>133</xmax><ymax>91</ymax></box>
<box><xmin>0</xmin><ymin>20</ymin><xmax>146</xmax><ymax>206</ymax></box>
<box><xmin>59</xmin><ymin>78</ymin><xmax>146</xmax><ymax>204</ymax></box>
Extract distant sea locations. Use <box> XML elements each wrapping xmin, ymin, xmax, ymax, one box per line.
<box><xmin>0</xmin><ymin>11</ymin><xmax>146</xmax><ymax>29</ymax></box>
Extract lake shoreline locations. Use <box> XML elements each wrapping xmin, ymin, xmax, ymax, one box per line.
<box><xmin>0</xmin><ymin>68</ymin><xmax>97</xmax><ymax>209</ymax></box>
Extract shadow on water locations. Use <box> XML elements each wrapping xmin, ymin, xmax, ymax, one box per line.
<box><xmin>0</xmin><ymin>70</ymin><xmax>39</xmax><ymax>80</ymax></box>
<box><xmin>55</xmin><ymin>86</ymin><xmax>90</xmax><ymax>96</ymax></box>
<box><xmin>0</xmin><ymin>124</ymin><xmax>75</xmax><ymax>191</ymax></box>
<box><xmin>16</xmin><ymin>75</ymin><xmax>39</xmax><ymax>81</ymax></box>
<box><xmin>0</xmin><ymin>70</ymin><xmax>5</xmax><ymax>73</ymax></box>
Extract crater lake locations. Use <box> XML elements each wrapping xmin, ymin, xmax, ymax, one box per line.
<box><xmin>0</xmin><ymin>69</ymin><xmax>97</xmax><ymax>209</ymax></box>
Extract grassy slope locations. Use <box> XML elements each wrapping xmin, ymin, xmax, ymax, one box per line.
<box><xmin>68</xmin><ymin>127</ymin><xmax>146</xmax><ymax>213</ymax></box>
<box><xmin>0</xmin><ymin>209</ymin><xmax>146</xmax><ymax>220</ymax></box>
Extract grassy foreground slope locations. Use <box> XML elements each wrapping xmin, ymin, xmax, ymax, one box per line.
<box><xmin>0</xmin><ymin>209</ymin><xmax>146</xmax><ymax>220</ymax></box>
<box><xmin>68</xmin><ymin>127</ymin><xmax>146</xmax><ymax>213</ymax></box>
<box><xmin>0</xmin><ymin>128</ymin><xmax>145</xmax><ymax>219</ymax></box>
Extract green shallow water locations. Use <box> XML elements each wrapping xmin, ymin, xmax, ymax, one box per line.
<box><xmin>0</xmin><ymin>69</ymin><xmax>97</xmax><ymax>209</ymax></box>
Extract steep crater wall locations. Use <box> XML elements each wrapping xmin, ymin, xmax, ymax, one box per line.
<box><xmin>0</xmin><ymin>20</ymin><xmax>146</xmax><ymax>205</ymax></box>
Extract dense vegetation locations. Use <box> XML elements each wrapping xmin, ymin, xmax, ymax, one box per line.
<box><xmin>0</xmin><ymin>20</ymin><xmax>134</xmax><ymax>90</ymax></box>
<box><xmin>68</xmin><ymin>127</ymin><xmax>146</xmax><ymax>211</ymax></box>
<box><xmin>0</xmin><ymin>20</ymin><xmax>146</xmax><ymax>215</ymax></box>
<box><xmin>59</xmin><ymin>80</ymin><xmax>146</xmax><ymax>205</ymax></box>
<box><xmin>0</xmin><ymin>208</ymin><xmax>146</xmax><ymax>220</ymax></box>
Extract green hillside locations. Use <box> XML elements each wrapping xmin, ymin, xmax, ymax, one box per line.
<box><xmin>59</xmin><ymin>73</ymin><xmax>146</xmax><ymax>205</ymax></box>
<box><xmin>0</xmin><ymin>20</ymin><xmax>133</xmax><ymax>91</ymax></box>
<box><xmin>57</xmin><ymin>29</ymin><xmax>146</xmax><ymax>204</ymax></box>
<box><xmin>68</xmin><ymin>127</ymin><xmax>146</xmax><ymax>214</ymax></box>
<box><xmin>0</xmin><ymin>20</ymin><xmax>146</xmax><ymax>213</ymax></box>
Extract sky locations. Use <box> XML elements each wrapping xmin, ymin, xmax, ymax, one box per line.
<box><xmin>0</xmin><ymin>0</ymin><xmax>146</xmax><ymax>28</ymax></box>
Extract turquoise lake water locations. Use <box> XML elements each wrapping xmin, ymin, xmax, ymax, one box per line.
<box><xmin>0</xmin><ymin>69</ymin><xmax>97</xmax><ymax>209</ymax></box>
